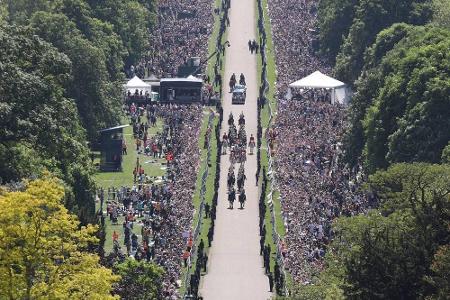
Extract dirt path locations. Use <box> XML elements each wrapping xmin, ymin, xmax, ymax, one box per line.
<box><xmin>199</xmin><ymin>0</ymin><xmax>271</xmax><ymax>298</ymax></box>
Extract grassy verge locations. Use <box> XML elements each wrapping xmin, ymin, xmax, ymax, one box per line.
<box><xmin>94</xmin><ymin>118</ymin><xmax>166</xmax><ymax>253</ymax></box>
<box><xmin>179</xmin><ymin>0</ymin><xmax>225</xmax><ymax>295</ymax></box>
<box><xmin>179</xmin><ymin>110</ymin><xmax>218</xmax><ymax>296</ymax></box>
<box><xmin>256</xmin><ymin>0</ymin><xmax>288</xmax><ymax>285</ymax></box>
<box><xmin>206</xmin><ymin>0</ymin><xmax>228</xmax><ymax>95</ymax></box>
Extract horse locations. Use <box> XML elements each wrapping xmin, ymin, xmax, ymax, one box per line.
<box><xmin>238</xmin><ymin>113</ymin><xmax>245</xmax><ymax>125</ymax></box>
<box><xmin>229</xmin><ymin>74</ymin><xmax>236</xmax><ymax>92</ymax></box>
<box><xmin>228</xmin><ymin>189</ymin><xmax>235</xmax><ymax>209</ymax></box>
<box><xmin>227</xmin><ymin>172</ymin><xmax>235</xmax><ymax>190</ymax></box>
<box><xmin>239</xmin><ymin>73</ymin><xmax>246</xmax><ymax>86</ymax></box>
<box><xmin>239</xmin><ymin>190</ymin><xmax>246</xmax><ymax>209</ymax></box>
<box><xmin>228</xmin><ymin>112</ymin><xmax>234</xmax><ymax>126</ymax></box>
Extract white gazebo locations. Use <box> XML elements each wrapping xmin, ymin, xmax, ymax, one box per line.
<box><xmin>288</xmin><ymin>71</ymin><xmax>351</xmax><ymax>105</ymax></box>
<box><xmin>125</xmin><ymin>76</ymin><xmax>152</xmax><ymax>94</ymax></box>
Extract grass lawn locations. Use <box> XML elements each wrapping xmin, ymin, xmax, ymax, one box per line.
<box><xmin>179</xmin><ymin>0</ymin><xmax>225</xmax><ymax>295</ymax></box>
<box><xmin>179</xmin><ymin>110</ymin><xmax>219</xmax><ymax>295</ymax></box>
<box><xmin>94</xmin><ymin>118</ymin><xmax>166</xmax><ymax>189</ymax></box>
<box><xmin>206</xmin><ymin>0</ymin><xmax>228</xmax><ymax>95</ymax></box>
<box><xmin>94</xmin><ymin>117</ymin><xmax>167</xmax><ymax>253</ymax></box>
<box><xmin>255</xmin><ymin>0</ymin><xmax>290</xmax><ymax>290</ymax></box>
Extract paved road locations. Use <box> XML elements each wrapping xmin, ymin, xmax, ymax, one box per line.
<box><xmin>199</xmin><ymin>0</ymin><xmax>271</xmax><ymax>299</ymax></box>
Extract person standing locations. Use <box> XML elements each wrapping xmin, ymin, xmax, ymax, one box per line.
<box><xmin>268</xmin><ymin>272</ymin><xmax>274</xmax><ymax>292</ymax></box>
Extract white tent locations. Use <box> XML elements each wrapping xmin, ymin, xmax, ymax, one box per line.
<box><xmin>125</xmin><ymin>76</ymin><xmax>152</xmax><ymax>93</ymax></box>
<box><xmin>288</xmin><ymin>71</ymin><xmax>350</xmax><ymax>105</ymax></box>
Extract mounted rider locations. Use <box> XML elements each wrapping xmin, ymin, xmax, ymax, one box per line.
<box><xmin>238</xmin><ymin>112</ymin><xmax>245</xmax><ymax>125</ymax></box>
<box><xmin>228</xmin><ymin>188</ymin><xmax>236</xmax><ymax>209</ymax></box>
<box><xmin>239</xmin><ymin>189</ymin><xmax>246</xmax><ymax>209</ymax></box>
<box><xmin>239</xmin><ymin>73</ymin><xmax>246</xmax><ymax>86</ymax></box>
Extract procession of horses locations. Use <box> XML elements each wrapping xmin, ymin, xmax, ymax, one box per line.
<box><xmin>222</xmin><ymin>112</ymin><xmax>255</xmax><ymax>209</ymax></box>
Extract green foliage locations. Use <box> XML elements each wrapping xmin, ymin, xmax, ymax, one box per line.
<box><xmin>317</xmin><ymin>0</ymin><xmax>433</xmax><ymax>83</ymax></box>
<box><xmin>0</xmin><ymin>24</ymin><xmax>97</xmax><ymax>223</ymax></box>
<box><xmin>295</xmin><ymin>163</ymin><xmax>450</xmax><ymax>299</ymax></box>
<box><xmin>344</xmin><ymin>24</ymin><xmax>450</xmax><ymax>172</ymax></box>
<box><xmin>29</xmin><ymin>10</ymin><xmax>123</xmax><ymax>141</ymax></box>
<box><xmin>113</xmin><ymin>259</ymin><xmax>164</xmax><ymax>300</ymax></box>
<box><xmin>317</xmin><ymin>0</ymin><xmax>359</xmax><ymax>62</ymax></box>
<box><xmin>432</xmin><ymin>0</ymin><xmax>450</xmax><ymax>29</ymax></box>
<box><xmin>87</xmin><ymin>0</ymin><xmax>155</xmax><ymax>67</ymax></box>
<box><xmin>0</xmin><ymin>179</ymin><xmax>119</xmax><ymax>299</ymax></box>
<box><xmin>442</xmin><ymin>143</ymin><xmax>450</xmax><ymax>163</ymax></box>
<box><xmin>0</xmin><ymin>0</ymin><xmax>156</xmax><ymax>222</ymax></box>
<box><xmin>4</xmin><ymin>0</ymin><xmax>157</xmax><ymax>141</ymax></box>
<box><xmin>338</xmin><ymin>0</ymin><xmax>432</xmax><ymax>83</ymax></box>
<box><xmin>427</xmin><ymin>244</ymin><xmax>450</xmax><ymax>299</ymax></box>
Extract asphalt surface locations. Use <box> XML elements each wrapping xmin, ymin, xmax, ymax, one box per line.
<box><xmin>199</xmin><ymin>0</ymin><xmax>272</xmax><ymax>298</ymax></box>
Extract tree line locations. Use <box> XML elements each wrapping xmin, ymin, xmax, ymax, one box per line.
<box><xmin>283</xmin><ymin>0</ymin><xmax>450</xmax><ymax>298</ymax></box>
<box><xmin>0</xmin><ymin>0</ymin><xmax>155</xmax><ymax>224</ymax></box>
<box><xmin>0</xmin><ymin>1</ymin><xmax>166</xmax><ymax>298</ymax></box>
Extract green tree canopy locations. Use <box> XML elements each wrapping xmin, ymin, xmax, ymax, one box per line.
<box><xmin>113</xmin><ymin>259</ymin><xmax>164</xmax><ymax>300</ymax></box>
<box><xmin>297</xmin><ymin>163</ymin><xmax>450</xmax><ymax>299</ymax></box>
<box><xmin>0</xmin><ymin>178</ymin><xmax>119</xmax><ymax>299</ymax></box>
<box><xmin>340</xmin><ymin>0</ymin><xmax>432</xmax><ymax>83</ymax></box>
<box><xmin>0</xmin><ymin>24</ymin><xmax>97</xmax><ymax>223</ymax></box>
<box><xmin>343</xmin><ymin>24</ymin><xmax>450</xmax><ymax>172</ymax></box>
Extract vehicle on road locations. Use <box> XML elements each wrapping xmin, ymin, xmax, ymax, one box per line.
<box><xmin>232</xmin><ymin>84</ymin><xmax>246</xmax><ymax>104</ymax></box>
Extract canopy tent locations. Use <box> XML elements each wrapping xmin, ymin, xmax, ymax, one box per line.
<box><xmin>125</xmin><ymin>76</ymin><xmax>152</xmax><ymax>94</ymax></box>
<box><xmin>288</xmin><ymin>71</ymin><xmax>350</xmax><ymax>105</ymax></box>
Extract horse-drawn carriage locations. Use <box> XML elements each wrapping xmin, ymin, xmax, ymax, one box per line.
<box><xmin>230</xmin><ymin>73</ymin><xmax>246</xmax><ymax>105</ymax></box>
<box><xmin>232</xmin><ymin>85</ymin><xmax>246</xmax><ymax>104</ymax></box>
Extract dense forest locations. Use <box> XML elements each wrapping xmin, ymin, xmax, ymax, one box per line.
<box><xmin>290</xmin><ymin>0</ymin><xmax>450</xmax><ymax>298</ymax></box>
<box><xmin>0</xmin><ymin>0</ymin><xmax>155</xmax><ymax>223</ymax></box>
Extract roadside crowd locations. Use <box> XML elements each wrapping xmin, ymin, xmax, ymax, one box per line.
<box><xmin>107</xmin><ymin>104</ymin><xmax>202</xmax><ymax>299</ymax></box>
<box><xmin>134</xmin><ymin>0</ymin><xmax>214</xmax><ymax>78</ymax></box>
<box><xmin>267</xmin><ymin>0</ymin><xmax>373</xmax><ymax>284</ymax></box>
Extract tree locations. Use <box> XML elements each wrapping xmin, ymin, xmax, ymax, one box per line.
<box><xmin>343</xmin><ymin>24</ymin><xmax>450</xmax><ymax>172</ymax></box>
<box><xmin>330</xmin><ymin>0</ymin><xmax>433</xmax><ymax>84</ymax></box>
<box><xmin>298</xmin><ymin>164</ymin><xmax>450</xmax><ymax>299</ymax></box>
<box><xmin>113</xmin><ymin>259</ymin><xmax>164</xmax><ymax>300</ymax></box>
<box><xmin>317</xmin><ymin>0</ymin><xmax>359</xmax><ymax>62</ymax></box>
<box><xmin>432</xmin><ymin>0</ymin><xmax>450</xmax><ymax>29</ymax></box>
<box><xmin>427</xmin><ymin>244</ymin><xmax>450</xmax><ymax>299</ymax></box>
<box><xmin>0</xmin><ymin>24</ymin><xmax>97</xmax><ymax>223</ymax></box>
<box><xmin>0</xmin><ymin>178</ymin><xmax>119</xmax><ymax>299</ymax></box>
<box><xmin>30</xmin><ymin>11</ymin><xmax>123</xmax><ymax>142</ymax></box>
<box><xmin>87</xmin><ymin>0</ymin><xmax>155</xmax><ymax>67</ymax></box>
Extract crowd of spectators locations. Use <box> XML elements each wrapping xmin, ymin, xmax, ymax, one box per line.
<box><xmin>106</xmin><ymin>0</ymin><xmax>218</xmax><ymax>297</ymax></box>
<box><xmin>133</xmin><ymin>0</ymin><xmax>215</xmax><ymax>78</ymax></box>
<box><xmin>267</xmin><ymin>0</ymin><xmax>373</xmax><ymax>284</ymax></box>
<box><xmin>106</xmin><ymin>104</ymin><xmax>203</xmax><ymax>298</ymax></box>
